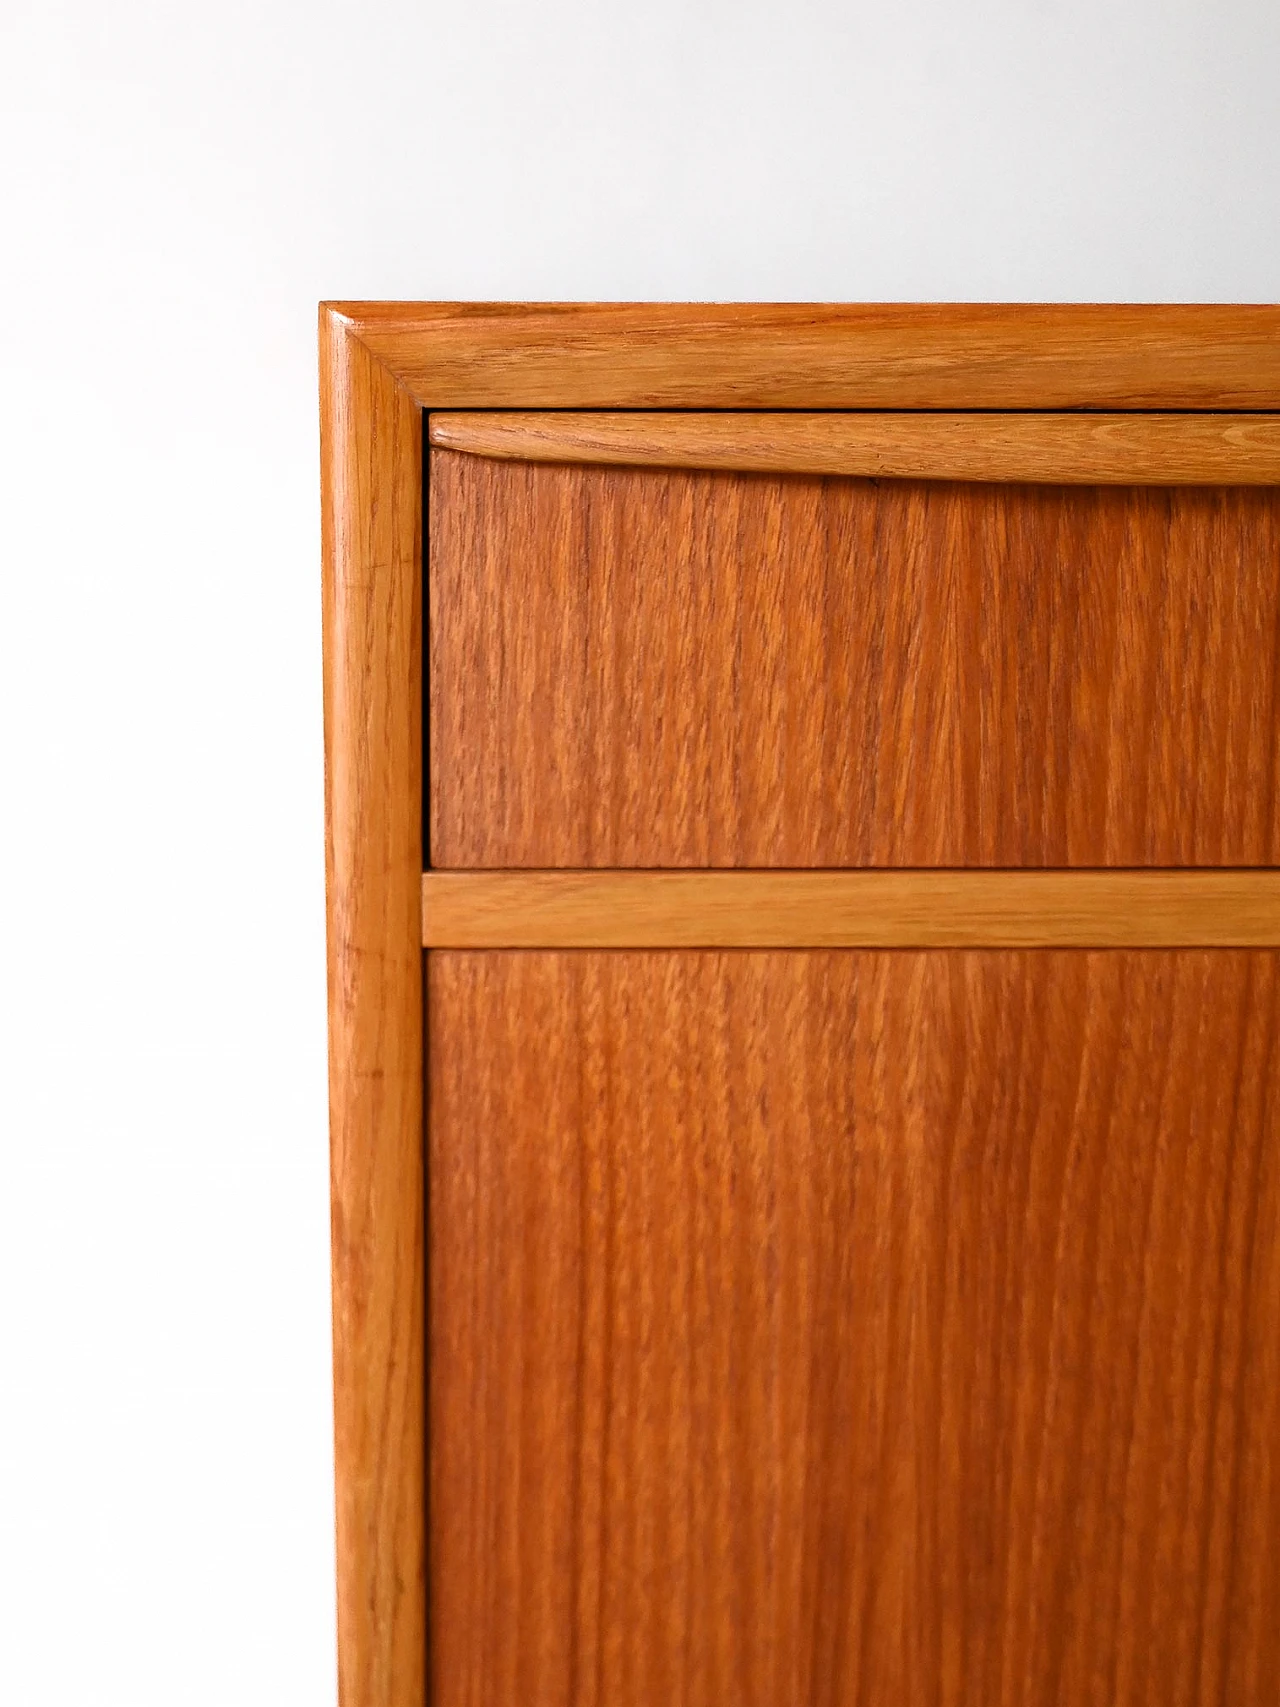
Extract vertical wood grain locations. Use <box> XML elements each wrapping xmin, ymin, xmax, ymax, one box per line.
<box><xmin>428</xmin><ymin>950</ymin><xmax>1280</xmax><ymax>1707</ymax></box>
<box><xmin>321</xmin><ymin>307</ymin><xmax>424</xmax><ymax>1707</ymax></box>
<box><xmin>429</xmin><ymin>451</ymin><xmax>1280</xmax><ymax>867</ymax></box>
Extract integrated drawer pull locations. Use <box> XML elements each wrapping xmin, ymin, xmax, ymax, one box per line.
<box><xmin>429</xmin><ymin>410</ymin><xmax>1280</xmax><ymax>484</ymax></box>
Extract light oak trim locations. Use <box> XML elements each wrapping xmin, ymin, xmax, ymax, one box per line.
<box><xmin>421</xmin><ymin>871</ymin><xmax>1280</xmax><ymax>949</ymax></box>
<box><xmin>429</xmin><ymin>410</ymin><xmax>1280</xmax><ymax>484</ymax></box>
<box><xmin>332</xmin><ymin>302</ymin><xmax>1280</xmax><ymax>410</ymax></box>
<box><xmin>321</xmin><ymin>311</ymin><xmax>425</xmax><ymax>1707</ymax></box>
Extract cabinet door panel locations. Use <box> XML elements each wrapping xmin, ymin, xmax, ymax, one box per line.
<box><xmin>428</xmin><ymin>949</ymin><xmax>1280</xmax><ymax>1707</ymax></box>
<box><xmin>429</xmin><ymin>449</ymin><xmax>1280</xmax><ymax>867</ymax></box>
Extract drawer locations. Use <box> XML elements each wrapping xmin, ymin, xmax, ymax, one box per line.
<box><xmin>429</xmin><ymin>419</ymin><xmax>1280</xmax><ymax>867</ymax></box>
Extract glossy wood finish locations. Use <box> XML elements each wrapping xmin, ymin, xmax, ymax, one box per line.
<box><xmin>430</xmin><ymin>410</ymin><xmax>1280</xmax><ymax>483</ymax></box>
<box><xmin>429</xmin><ymin>949</ymin><xmax>1280</xmax><ymax>1707</ymax></box>
<box><xmin>332</xmin><ymin>302</ymin><xmax>1280</xmax><ymax>409</ymax></box>
<box><xmin>320</xmin><ymin>309</ymin><xmax>425</xmax><ymax>1707</ymax></box>
<box><xmin>430</xmin><ymin>450</ymin><xmax>1280</xmax><ymax>868</ymax></box>
<box><xmin>421</xmin><ymin>870</ymin><xmax>1280</xmax><ymax>948</ymax></box>
<box><xmin>325</xmin><ymin>305</ymin><xmax>1280</xmax><ymax>1707</ymax></box>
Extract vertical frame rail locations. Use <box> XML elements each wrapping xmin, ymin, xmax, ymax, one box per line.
<box><xmin>320</xmin><ymin>309</ymin><xmax>425</xmax><ymax>1707</ymax></box>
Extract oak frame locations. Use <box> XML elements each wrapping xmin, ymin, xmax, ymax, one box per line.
<box><xmin>319</xmin><ymin>301</ymin><xmax>1280</xmax><ymax>1707</ymax></box>
<box><xmin>420</xmin><ymin>871</ymin><xmax>1280</xmax><ymax>950</ymax></box>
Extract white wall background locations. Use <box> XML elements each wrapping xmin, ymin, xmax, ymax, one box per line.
<box><xmin>0</xmin><ymin>3</ymin><xmax>1277</xmax><ymax>1702</ymax></box>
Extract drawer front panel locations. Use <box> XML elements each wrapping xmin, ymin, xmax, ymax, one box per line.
<box><xmin>428</xmin><ymin>949</ymin><xmax>1280</xmax><ymax>1707</ymax></box>
<box><xmin>429</xmin><ymin>448</ymin><xmax>1280</xmax><ymax>867</ymax></box>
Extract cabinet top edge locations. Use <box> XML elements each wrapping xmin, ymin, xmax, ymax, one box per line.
<box><xmin>320</xmin><ymin>303</ymin><xmax>1280</xmax><ymax>411</ymax></box>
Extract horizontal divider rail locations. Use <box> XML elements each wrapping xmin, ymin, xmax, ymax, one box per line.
<box><xmin>421</xmin><ymin>870</ymin><xmax>1280</xmax><ymax>950</ymax></box>
<box><xmin>428</xmin><ymin>411</ymin><xmax>1280</xmax><ymax>485</ymax></box>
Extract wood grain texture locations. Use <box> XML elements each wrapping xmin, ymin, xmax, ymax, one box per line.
<box><xmin>332</xmin><ymin>302</ymin><xmax>1280</xmax><ymax>409</ymax></box>
<box><xmin>429</xmin><ymin>410</ymin><xmax>1280</xmax><ymax>483</ymax></box>
<box><xmin>430</xmin><ymin>450</ymin><xmax>1280</xmax><ymax>867</ymax></box>
<box><xmin>320</xmin><ymin>306</ymin><xmax>425</xmax><ymax>1707</ymax></box>
<box><xmin>421</xmin><ymin>870</ymin><xmax>1280</xmax><ymax>948</ymax></box>
<box><xmin>428</xmin><ymin>949</ymin><xmax>1280</xmax><ymax>1707</ymax></box>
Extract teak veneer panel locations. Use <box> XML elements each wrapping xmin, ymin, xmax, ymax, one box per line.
<box><xmin>430</xmin><ymin>450</ymin><xmax>1280</xmax><ymax>868</ymax></box>
<box><xmin>430</xmin><ymin>410</ymin><xmax>1280</xmax><ymax>484</ymax></box>
<box><xmin>333</xmin><ymin>302</ymin><xmax>1280</xmax><ymax>409</ymax></box>
<box><xmin>429</xmin><ymin>949</ymin><xmax>1280</xmax><ymax>1707</ymax></box>
<box><xmin>421</xmin><ymin>870</ymin><xmax>1280</xmax><ymax>948</ymax></box>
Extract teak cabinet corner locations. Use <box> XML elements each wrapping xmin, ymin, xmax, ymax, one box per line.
<box><xmin>321</xmin><ymin>303</ymin><xmax>1280</xmax><ymax>1707</ymax></box>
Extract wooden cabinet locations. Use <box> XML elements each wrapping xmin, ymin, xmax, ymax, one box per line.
<box><xmin>322</xmin><ymin>305</ymin><xmax>1280</xmax><ymax>1707</ymax></box>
